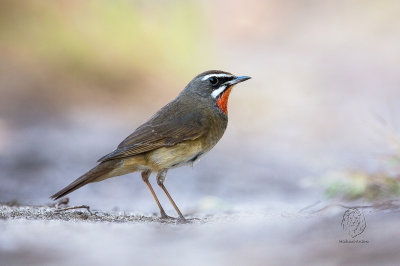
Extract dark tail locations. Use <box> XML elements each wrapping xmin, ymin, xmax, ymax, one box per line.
<box><xmin>50</xmin><ymin>160</ymin><xmax>118</xmax><ymax>200</ymax></box>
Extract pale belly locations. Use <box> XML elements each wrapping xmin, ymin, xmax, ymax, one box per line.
<box><xmin>146</xmin><ymin>139</ymin><xmax>206</xmax><ymax>171</ymax></box>
<box><xmin>113</xmin><ymin>129</ymin><xmax>223</xmax><ymax>175</ymax></box>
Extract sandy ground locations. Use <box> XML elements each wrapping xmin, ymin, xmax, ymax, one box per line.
<box><xmin>1</xmin><ymin>201</ymin><xmax>400</xmax><ymax>266</ymax></box>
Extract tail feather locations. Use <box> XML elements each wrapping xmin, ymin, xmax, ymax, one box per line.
<box><xmin>50</xmin><ymin>161</ymin><xmax>118</xmax><ymax>200</ymax></box>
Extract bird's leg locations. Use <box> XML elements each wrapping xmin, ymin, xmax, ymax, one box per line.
<box><xmin>141</xmin><ymin>170</ymin><xmax>170</xmax><ymax>219</ymax></box>
<box><xmin>156</xmin><ymin>170</ymin><xmax>186</xmax><ymax>222</ymax></box>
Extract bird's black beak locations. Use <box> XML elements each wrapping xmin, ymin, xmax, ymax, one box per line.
<box><xmin>223</xmin><ymin>76</ymin><xmax>251</xmax><ymax>86</ymax></box>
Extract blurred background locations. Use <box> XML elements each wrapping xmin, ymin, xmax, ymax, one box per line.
<box><xmin>1</xmin><ymin>0</ymin><xmax>400</xmax><ymax>264</ymax></box>
<box><xmin>2</xmin><ymin>0</ymin><xmax>400</xmax><ymax>210</ymax></box>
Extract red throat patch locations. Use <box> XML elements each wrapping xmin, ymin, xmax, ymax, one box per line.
<box><xmin>216</xmin><ymin>86</ymin><xmax>232</xmax><ymax>115</ymax></box>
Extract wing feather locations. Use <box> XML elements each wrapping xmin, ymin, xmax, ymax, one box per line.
<box><xmin>98</xmin><ymin>109</ymin><xmax>208</xmax><ymax>162</ymax></box>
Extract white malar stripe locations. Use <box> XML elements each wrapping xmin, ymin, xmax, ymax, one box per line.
<box><xmin>211</xmin><ymin>85</ymin><xmax>226</xmax><ymax>98</ymax></box>
<box><xmin>201</xmin><ymin>73</ymin><xmax>232</xmax><ymax>81</ymax></box>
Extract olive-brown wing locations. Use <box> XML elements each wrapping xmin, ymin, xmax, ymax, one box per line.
<box><xmin>97</xmin><ymin>120</ymin><xmax>207</xmax><ymax>162</ymax></box>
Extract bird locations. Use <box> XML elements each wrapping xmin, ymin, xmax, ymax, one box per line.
<box><xmin>51</xmin><ymin>70</ymin><xmax>251</xmax><ymax>221</ymax></box>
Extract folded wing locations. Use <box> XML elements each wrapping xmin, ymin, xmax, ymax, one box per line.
<box><xmin>98</xmin><ymin>108</ymin><xmax>208</xmax><ymax>162</ymax></box>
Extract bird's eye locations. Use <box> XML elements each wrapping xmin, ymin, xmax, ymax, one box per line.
<box><xmin>209</xmin><ymin>77</ymin><xmax>219</xmax><ymax>85</ymax></box>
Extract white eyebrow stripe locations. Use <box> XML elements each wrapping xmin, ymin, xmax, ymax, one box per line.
<box><xmin>201</xmin><ymin>74</ymin><xmax>232</xmax><ymax>81</ymax></box>
<box><xmin>211</xmin><ymin>85</ymin><xmax>226</xmax><ymax>98</ymax></box>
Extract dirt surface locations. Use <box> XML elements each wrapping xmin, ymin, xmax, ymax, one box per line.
<box><xmin>0</xmin><ymin>204</ymin><xmax>176</xmax><ymax>224</ymax></box>
<box><xmin>1</xmin><ymin>206</ymin><xmax>151</xmax><ymax>223</ymax></box>
<box><xmin>1</xmin><ymin>202</ymin><xmax>400</xmax><ymax>266</ymax></box>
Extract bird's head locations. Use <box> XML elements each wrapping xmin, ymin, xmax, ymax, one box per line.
<box><xmin>183</xmin><ymin>70</ymin><xmax>251</xmax><ymax>115</ymax></box>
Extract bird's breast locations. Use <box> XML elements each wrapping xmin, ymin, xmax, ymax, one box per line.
<box><xmin>143</xmin><ymin>110</ymin><xmax>228</xmax><ymax>172</ymax></box>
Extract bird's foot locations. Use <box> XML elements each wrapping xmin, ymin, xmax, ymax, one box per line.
<box><xmin>159</xmin><ymin>210</ymin><xmax>175</xmax><ymax>220</ymax></box>
<box><xmin>177</xmin><ymin>216</ymin><xmax>188</xmax><ymax>224</ymax></box>
<box><xmin>159</xmin><ymin>216</ymin><xmax>189</xmax><ymax>224</ymax></box>
<box><xmin>160</xmin><ymin>214</ymin><xmax>175</xmax><ymax>220</ymax></box>
<box><xmin>159</xmin><ymin>211</ymin><xmax>189</xmax><ymax>223</ymax></box>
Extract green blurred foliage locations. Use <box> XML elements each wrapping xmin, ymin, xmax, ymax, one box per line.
<box><xmin>325</xmin><ymin>170</ymin><xmax>400</xmax><ymax>201</ymax></box>
<box><xmin>0</xmin><ymin>0</ymin><xmax>209</xmax><ymax>78</ymax></box>
<box><xmin>324</xmin><ymin>121</ymin><xmax>400</xmax><ymax>202</ymax></box>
